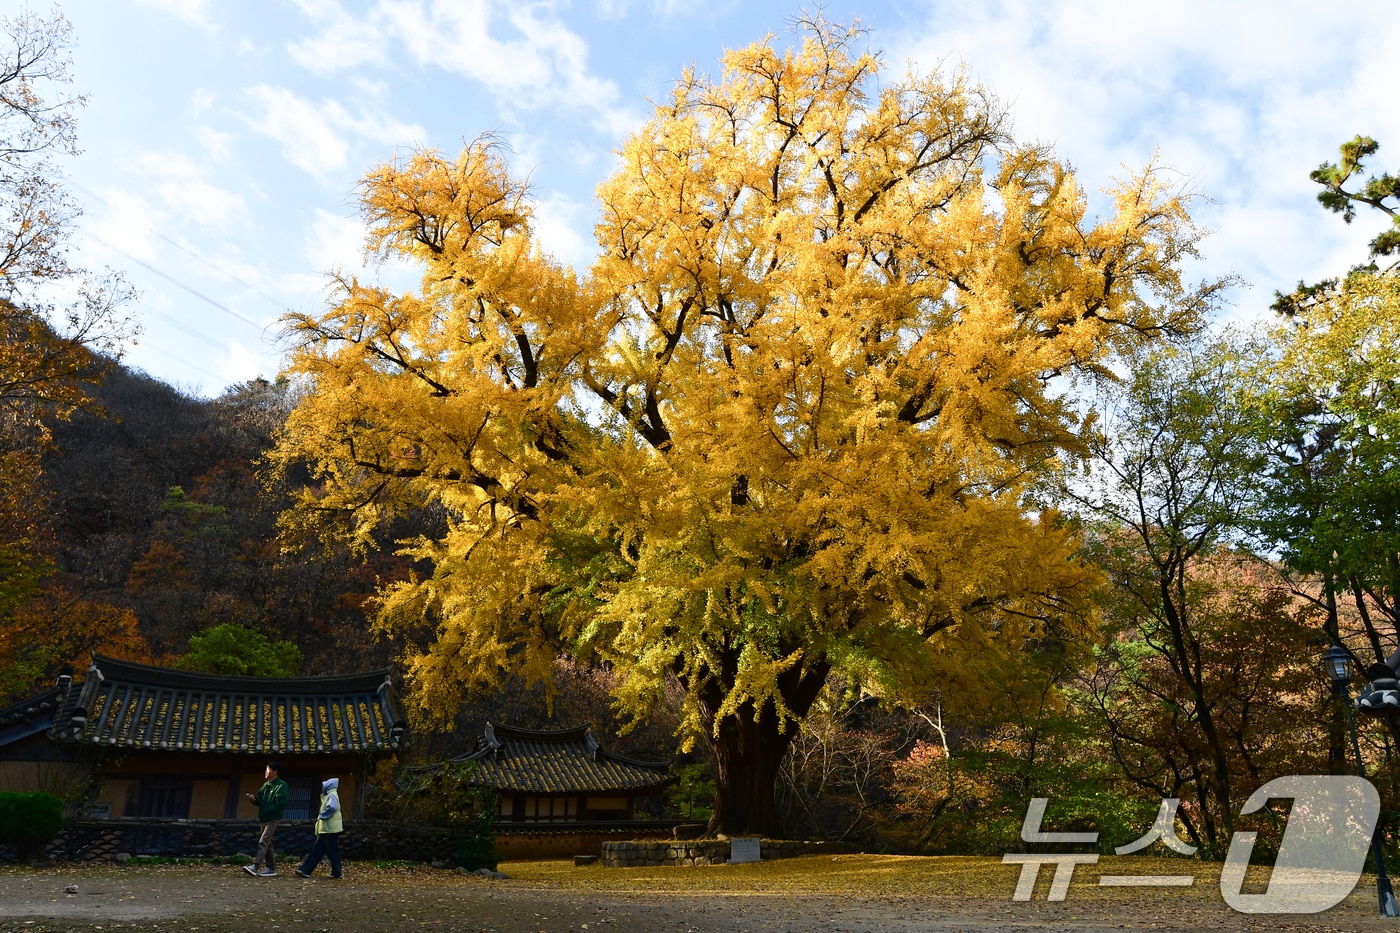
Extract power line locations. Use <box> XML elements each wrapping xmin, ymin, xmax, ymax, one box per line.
<box><xmin>139</xmin><ymin>302</ymin><xmax>232</xmax><ymax>354</ymax></box>
<box><xmin>70</xmin><ymin>180</ymin><xmax>293</xmax><ymax>316</ymax></box>
<box><xmin>81</xmin><ymin>230</ymin><xmax>273</xmax><ymax>337</ymax></box>
<box><xmin>139</xmin><ymin>341</ymin><xmax>219</xmax><ymax>384</ymax></box>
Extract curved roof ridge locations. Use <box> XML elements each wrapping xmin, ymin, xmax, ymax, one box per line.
<box><xmin>0</xmin><ymin>685</ymin><xmax>64</xmax><ymax>727</ymax></box>
<box><xmin>89</xmin><ymin>653</ymin><xmax>393</xmax><ymax>694</ymax></box>
<box><xmin>48</xmin><ymin>655</ymin><xmax>407</xmax><ymax>754</ymax></box>
<box><xmin>594</xmin><ymin>746</ymin><xmax>672</xmax><ymax>772</ymax></box>
<box><xmin>484</xmin><ymin>720</ymin><xmax>592</xmax><ymax>741</ymax></box>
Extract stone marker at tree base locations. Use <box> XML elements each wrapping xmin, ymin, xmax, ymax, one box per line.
<box><xmin>730</xmin><ymin>837</ymin><xmax>761</xmax><ymax>864</ymax></box>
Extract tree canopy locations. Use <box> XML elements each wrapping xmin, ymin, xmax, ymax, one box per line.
<box><xmin>175</xmin><ymin>621</ymin><xmax>302</xmax><ymax>678</ymax></box>
<box><xmin>273</xmin><ymin>18</ymin><xmax>1223</xmax><ymax>835</ymax></box>
<box><xmin>1309</xmin><ymin>135</ymin><xmax>1400</xmax><ymax>262</ymax></box>
<box><xmin>1251</xmin><ymin>136</ymin><xmax>1400</xmax><ymax>667</ymax></box>
<box><xmin>0</xmin><ymin>9</ymin><xmax>142</xmax><ymax>698</ymax></box>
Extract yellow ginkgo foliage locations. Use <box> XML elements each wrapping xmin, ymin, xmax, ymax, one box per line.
<box><xmin>273</xmin><ymin>19</ymin><xmax>1224</xmax><ymax>836</ymax></box>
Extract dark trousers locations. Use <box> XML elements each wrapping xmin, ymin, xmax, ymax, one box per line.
<box><xmin>299</xmin><ymin>831</ymin><xmax>341</xmax><ymax>877</ymax></box>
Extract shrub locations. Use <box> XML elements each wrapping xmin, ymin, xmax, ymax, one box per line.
<box><xmin>453</xmin><ymin>814</ymin><xmax>498</xmax><ymax>872</ymax></box>
<box><xmin>0</xmin><ymin>792</ymin><xmax>64</xmax><ymax>861</ymax></box>
<box><xmin>369</xmin><ymin>761</ymin><xmax>498</xmax><ymax>870</ymax></box>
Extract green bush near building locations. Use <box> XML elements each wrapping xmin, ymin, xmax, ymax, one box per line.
<box><xmin>0</xmin><ymin>791</ymin><xmax>64</xmax><ymax>861</ymax></box>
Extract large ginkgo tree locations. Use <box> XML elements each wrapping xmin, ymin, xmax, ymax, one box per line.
<box><xmin>272</xmin><ymin>19</ymin><xmax>1223</xmax><ymax>836</ymax></box>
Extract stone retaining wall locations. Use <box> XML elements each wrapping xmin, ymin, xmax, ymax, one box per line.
<box><xmin>3</xmin><ymin>819</ymin><xmax>465</xmax><ymax>864</ymax></box>
<box><xmin>1</xmin><ymin>818</ymin><xmax>690</xmax><ymax>864</ymax></box>
<box><xmin>494</xmin><ymin>825</ymin><xmax>674</xmax><ymax>860</ymax></box>
<box><xmin>600</xmin><ymin>838</ymin><xmax>851</xmax><ymax>867</ymax></box>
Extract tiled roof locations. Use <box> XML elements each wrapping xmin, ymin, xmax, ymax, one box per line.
<box><xmin>50</xmin><ymin>655</ymin><xmax>407</xmax><ymax>755</ymax></box>
<box><xmin>0</xmin><ymin>683</ymin><xmax>68</xmax><ymax>747</ymax></box>
<box><xmin>452</xmin><ymin>722</ymin><xmax>672</xmax><ymax>794</ymax></box>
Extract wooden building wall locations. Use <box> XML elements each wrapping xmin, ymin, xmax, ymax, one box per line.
<box><xmin>90</xmin><ymin>752</ymin><xmax>364</xmax><ymax>820</ymax></box>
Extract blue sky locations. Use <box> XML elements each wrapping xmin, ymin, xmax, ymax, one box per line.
<box><xmin>39</xmin><ymin>0</ymin><xmax>1400</xmax><ymax>396</ymax></box>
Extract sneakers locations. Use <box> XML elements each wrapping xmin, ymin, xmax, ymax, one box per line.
<box><xmin>294</xmin><ymin>869</ymin><xmax>312</xmax><ymax>878</ymax></box>
<box><xmin>242</xmin><ymin>865</ymin><xmax>258</xmax><ymax>876</ymax></box>
<box><xmin>257</xmin><ymin>869</ymin><xmax>277</xmax><ymax>877</ymax></box>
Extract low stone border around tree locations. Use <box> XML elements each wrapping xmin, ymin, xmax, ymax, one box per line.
<box><xmin>600</xmin><ymin>838</ymin><xmax>853</xmax><ymax>867</ymax></box>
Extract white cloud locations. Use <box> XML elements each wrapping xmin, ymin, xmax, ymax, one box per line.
<box><xmin>892</xmin><ymin>0</ymin><xmax>1400</xmax><ymax>320</ymax></box>
<box><xmin>531</xmin><ymin>192</ymin><xmax>593</xmax><ymax>271</ymax></box>
<box><xmin>219</xmin><ymin>339</ymin><xmax>281</xmax><ymax>389</ymax></box>
<box><xmin>244</xmin><ymin>85</ymin><xmax>426</xmax><ymax>183</ymax></box>
<box><xmin>594</xmin><ymin>0</ymin><xmax>633</xmax><ymax>20</ymax></box>
<box><xmin>593</xmin><ymin>0</ymin><xmax>698</xmax><ymax>20</ymax></box>
<box><xmin>306</xmin><ymin>208</ymin><xmax>367</xmax><ymax>275</ymax></box>
<box><xmin>197</xmin><ymin>125</ymin><xmax>236</xmax><ymax>161</ymax></box>
<box><xmin>86</xmin><ymin>190</ymin><xmax>168</xmax><ymax>264</ymax></box>
<box><xmin>130</xmin><ymin>152</ymin><xmax>247</xmax><ymax>230</ymax></box>
<box><xmin>289</xmin><ymin>0</ymin><xmax>642</xmax><ymax>133</ymax></box>
<box><xmin>276</xmin><ymin>269</ymin><xmax>339</xmax><ymax>308</ymax></box>
<box><xmin>245</xmin><ymin>85</ymin><xmax>351</xmax><ymax>179</ymax></box>
<box><xmin>288</xmin><ymin>0</ymin><xmax>390</xmax><ymax>72</ymax></box>
<box><xmin>304</xmin><ymin>208</ymin><xmax>427</xmax><ymax>299</ymax></box>
<box><xmin>191</xmin><ymin>90</ymin><xmax>216</xmax><ymax>118</ymax></box>
<box><xmin>137</xmin><ymin>0</ymin><xmax>218</xmax><ymax>30</ymax></box>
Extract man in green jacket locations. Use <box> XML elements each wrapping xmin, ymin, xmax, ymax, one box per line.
<box><xmin>243</xmin><ymin>761</ymin><xmax>289</xmax><ymax>877</ymax></box>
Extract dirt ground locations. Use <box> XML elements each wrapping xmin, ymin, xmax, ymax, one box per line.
<box><xmin>2</xmin><ymin>856</ymin><xmax>1397</xmax><ymax>933</ymax></box>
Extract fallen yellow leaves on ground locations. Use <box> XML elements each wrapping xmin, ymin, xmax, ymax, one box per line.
<box><xmin>502</xmin><ymin>853</ymin><xmax>1247</xmax><ymax>903</ymax></box>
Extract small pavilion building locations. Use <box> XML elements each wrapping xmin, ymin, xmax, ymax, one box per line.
<box><xmin>457</xmin><ymin>721</ymin><xmax>674</xmax><ymax>824</ymax></box>
<box><xmin>404</xmin><ymin>721</ymin><xmax>678</xmax><ymax>858</ymax></box>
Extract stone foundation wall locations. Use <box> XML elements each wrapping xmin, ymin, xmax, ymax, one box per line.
<box><xmin>600</xmin><ymin>838</ymin><xmax>851</xmax><ymax>867</ymax></box>
<box><xmin>4</xmin><ymin>819</ymin><xmax>464</xmax><ymax>864</ymax></box>
<box><xmin>494</xmin><ymin>826</ymin><xmax>674</xmax><ymax>860</ymax></box>
<box><xmin>1</xmin><ymin>818</ymin><xmax>690</xmax><ymax>864</ymax></box>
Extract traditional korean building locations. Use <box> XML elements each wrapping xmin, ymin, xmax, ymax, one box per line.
<box><xmin>455</xmin><ymin>722</ymin><xmax>674</xmax><ymax>824</ymax></box>
<box><xmin>0</xmin><ymin>681</ymin><xmax>74</xmax><ymax>796</ymax></box>
<box><xmin>0</xmin><ymin>654</ymin><xmax>408</xmax><ymax>821</ymax></box>
<box><xmin>404</xmin><ymin>721</ymin><xmax>677</xmax><ymax>859</ymax></box>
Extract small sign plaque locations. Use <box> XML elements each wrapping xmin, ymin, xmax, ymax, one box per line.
<box><xmin>729</xmin><ymin>836</ymin><xmax>761</xmax><ymax>864</ymax></box>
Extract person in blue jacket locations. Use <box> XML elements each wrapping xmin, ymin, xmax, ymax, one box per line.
<box><xmin>294</xmin><ymin>778</ymin><xmax>343</xmax><ymax>879</ymax></box>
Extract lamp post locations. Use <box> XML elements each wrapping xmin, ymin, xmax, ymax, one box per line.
<box><xmin>1323</xmin><ymin>642</ymin><xmax>1400</xmax><ymax>917</ymax></box>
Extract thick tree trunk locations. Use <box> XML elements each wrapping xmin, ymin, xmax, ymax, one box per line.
<box><xmin>707</xmin><ymin>703</ymin><xmax>794</xmax><ymax>837</ymax></box>
<box><xmin>691</xmin><ymin>653</ymin><xmax>831</xmax><ymax>838</ymax></box>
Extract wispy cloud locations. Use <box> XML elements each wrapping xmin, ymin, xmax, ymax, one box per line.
<box><xmin>124</xmin><ymin>152</ymin><xmax>248</xmax><ymax>230</ymax></box>
<box><xmin>305</xmin><ymin>207</ymin><xmax>366</xmax><ymax>274</ymax></box>
<box><xmin>893</xmin><ymin>0</ymin><xmax>1400</xmax><ymax>316</ymax></box>
<box><xmin>287</xmin><ymin>0</ymin><xmax>390</xmax><ymax>71</ymax></box>
<box><xmin>243</xmin><ymin>85</ymin><xmax>426</xmax><ymax>183</ymax></box>
<box><xmin>531</xmin><ymin>192</ymin><xmax>592</xmax><ymax>271</ymax></box>
<box><xmin>288</xmin><ymin>0</ymin><xmax>640</xmax><ymax>133</ymax></box>
<box><xmin>593</xmin><ymin>0</ymin><xmax>714</xmax><ymax>21</ymax></box>
<box><xmin>244</xmin><ymin>86</ymin><xmax>352</xmax><ymax>179</ymax></box>
<box><xmin>137</xmin><ymin>0</ymin><xmax>219</xmax><ymax>30</ymax></box>
<box><xmin>196</xmin><ymin>125</ymin><xmax>236</xmax><ymax>161</ymax></box>
<box><xmin>305</xmin><ymin>207</ymin><xmax>421</xmax><ymax>292</ymax></box>
<box><xmin>219</xmin><ymin>338</ymin><xmax>281</xmax><ymax>387</ymax></box>
<box><xmin>86</xmin><ymin>190</ymin><xmax>167</xmax><ymax>265</ymax></box>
